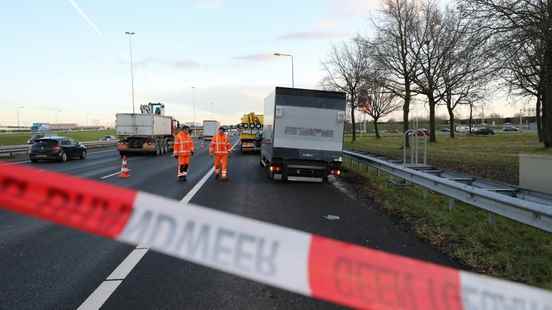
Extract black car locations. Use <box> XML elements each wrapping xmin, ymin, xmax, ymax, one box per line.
<box><xmin>29</xmin><ymin>137</ymin><xmax>87</xmax><ymax>162</ymax></box>
<box><xmin>473</xmin><ymin>127</ymin><xmax>495</xmax><ymax>135</ymax></box>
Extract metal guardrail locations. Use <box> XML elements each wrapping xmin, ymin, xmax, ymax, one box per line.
<box><xmin>343</xmin><ymin>150</ymin><xmax>552</xmax><ymax>233</ymax></box>
<box><xmin>0</xmin><ymin>141</ymin><xmax>117</xmax><ymax>159</ymax></box>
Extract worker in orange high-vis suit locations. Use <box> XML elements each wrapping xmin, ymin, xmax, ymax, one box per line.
<box><xmin>174</xmin><ymin>125</ymin><xmax>195</xmax><ymax>181</ymax></box>
<box><xmin>209</xmin><ymin>126</ymin><xmax>232</xmax><ymax>180</ymax></box>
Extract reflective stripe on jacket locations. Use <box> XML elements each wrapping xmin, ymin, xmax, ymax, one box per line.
<box><xmin>209</xmin><ymin>133</ymin><xmax>231</xmax><ymax>155</ymax></box>
<box><xmin>174</xmin><ymin>131</ymin><xmax>194</xmax><ymax>156</ymax></box>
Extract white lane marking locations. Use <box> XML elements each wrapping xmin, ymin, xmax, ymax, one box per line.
<box><xmin>77</xmin><ymin>147</ymin><xmax>224</xmax><ymax>309</ymax></box>
<box><xmin>180</xmin><ymin>167</ymin><xmax>214</xmax><ymax>204</ymax></box>
<box><xmin>106</xmin><ymin>248</ymin><xmax>148</xmax><ymax>280</ymax></box>
<box><xmin>99</xmin><ymin>169</ymin><xmax>131</xmax><ymax>180</ymax></box>
<box><xmin>77</xmin><ymin>280</ymin><xmax>122</xmax><ymax>310</ymax></box>
<box><xmin>3</xmin><ymin>160</ymin><xmax>31</xmax><ymax>165</ymax></box>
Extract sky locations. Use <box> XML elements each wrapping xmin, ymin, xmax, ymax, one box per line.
<box><xmin>1</xmin><ymin>0</ymin><xmax>526</xmax><ymax>127</ymax></box>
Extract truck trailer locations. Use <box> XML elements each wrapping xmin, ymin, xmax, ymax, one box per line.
<box><xmin>261</xmin><ymin>87</ymin><xmax>346</xmax><ymax>182</ymax></box>
<box><xmin>202</xmin><ymin>120</ymin><xmax>220</xmax><ymax>141</ymax></box>
<box><xmin>116</xmin><ymin>103</ymin><xmax>179</xmax><ymax>156</ymax></box>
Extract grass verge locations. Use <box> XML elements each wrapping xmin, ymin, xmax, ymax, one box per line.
<box><xmin>345</xmin><ymin>132</ymin><xmax>552</xmax><ymax>185</ymax></box>
<box><xmin>342</xmin><ymin>158</ymin><xmax>552</xmax><ymax>290</ymax></box>
<box><xmin>0</xmin><ymin>129</ymin><xmax>116</xmax><ymax>146</ymax></box>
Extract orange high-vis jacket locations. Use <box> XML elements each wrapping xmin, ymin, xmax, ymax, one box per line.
<box><xmin>209</xmin><ymin>133</ymin><xmax>231</xmax><ymax>155</ymax></box>
<box><xmin>174</xmin><ymin>131</ymin><xmax>194</xmax><ymax>156</ymax></box>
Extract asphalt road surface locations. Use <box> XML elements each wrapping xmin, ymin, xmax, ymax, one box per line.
<box><xmin>0</xmin><ymin>137</ymin><xmax>461</xmax><ymax>309</ymax></box>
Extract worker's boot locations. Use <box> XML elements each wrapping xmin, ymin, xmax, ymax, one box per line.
<box><xmin>178</xmin><ymin>165</ymin><xmax>187</xmax><ymax>181</ymax></box>
<box><xmin>221</xmin><ymin>170</ymin><xmax>228</xmax><ymax>181</ymax></box>
<box><xmin>214</xmin><ymin>168</ymin><xmax>220</xmax><ymax>180</ymax></box>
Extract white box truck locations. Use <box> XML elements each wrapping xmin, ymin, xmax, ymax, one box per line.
<box><xmin>116</xmin><ymin>103</ymin><xmax>179</xmax><ymax>156</ymax></box>
<box><xmin>261</xmin><ymin>87</ymin><xmax>346</xmax><ymax>182</ymax></box>
<box><xmin>202</xmin><ymin>120</ymin><xmax>220</xmax><ymax>141</ymax></box>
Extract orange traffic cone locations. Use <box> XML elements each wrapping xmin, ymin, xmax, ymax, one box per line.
<box><xmin>119</xmin><ymin>155</ymin><xmax>129</xmax><ymax>178</ymax></box>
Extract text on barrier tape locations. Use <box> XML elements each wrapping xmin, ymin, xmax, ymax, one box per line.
<box><xmin>0</xmin><ymin>164</ymin><xmax>135</xmax><ymax>238</ymax></box>
<box><xmin>1</xmin><ymin>163</ymin><xmax>551</xmax><ymax>309</ymax></box>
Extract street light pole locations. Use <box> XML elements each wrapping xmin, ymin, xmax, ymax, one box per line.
<box><xmin>289</xmin><ymin>54</ymin><xmax>294</xmax><ymax>88</ymax></box>
<box><xmin>125</xmin><ymin>31</ymin><xmax>136</xmax><ymax>113</ymax></box>
<box><xmin>192</xmin><ymin>86</ymin><xmax>196</xmax><ymax>127</ymax></box>
<box><xmin>274</xmin><ymin>53</ymin><xmax>294</xmax><ymax>88</ymax></box>
<box><xmin>16</xmin><ymin>106</ymin><xmax>24</xmax><ymax>128</ymax></box>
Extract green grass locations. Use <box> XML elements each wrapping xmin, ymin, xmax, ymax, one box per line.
<box><xmin>0</xmin><ymin>129</ymin><xmax>116</xmax><ymax>146</ymax></box>
<box><xmin>342</xmin><ymin>159</ymin><xmax>552</xmax><ymax>290</ymax></box>
<box><xmin>345</xmin><ymin>132</ymin><xmax>552</xmax><ymax>184</ymax></box>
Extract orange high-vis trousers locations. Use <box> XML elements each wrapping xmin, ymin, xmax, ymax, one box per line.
<box><xmin>214</xmin><ymin>154</ymin><xmax>228</xmax><ymax>176</ymax></box>
<box><xmin>178</xmin><ymin>155</ymin><xmax>191</xmax><ymax>166</ymax></box>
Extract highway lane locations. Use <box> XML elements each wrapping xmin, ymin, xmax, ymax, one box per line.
<box><xmin>0</xmin><ymin>142</ymin><xmax>215</xmax><ymax>310</ymax></box>
<box><xmin>0</xmin><ymin>148</ymin><xmax>136</xmax><ymax>310</ymax></box>
<box><xmin>102</xmin><ymin>148</ymin><xmax>462</xmax><ymax>309</ymax></box>
<box><xmin>1</xmin><ymin>138</ymin><xmax>461</xmax><ymax>309</ymax></box>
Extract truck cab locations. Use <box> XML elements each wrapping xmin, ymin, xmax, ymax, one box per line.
<box><xmin>239</xmin><ymin>113</ymin><xmax>264</xmax><ymax>152</ymax></box>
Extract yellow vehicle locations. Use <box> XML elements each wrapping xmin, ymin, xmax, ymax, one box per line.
<box><xmin>238</xmin><ymin>113</ymin><xmax>263</xmax><ymax>152</ymax></box>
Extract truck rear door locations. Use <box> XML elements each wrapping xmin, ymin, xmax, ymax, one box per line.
<box><xmin>273</xmin><ymin>105</ymin><xmax>345</xmax><ymax>155</ymax></box>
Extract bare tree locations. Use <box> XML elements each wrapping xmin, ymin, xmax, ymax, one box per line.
<box><xmin>437</xmin><ymin>6</ymin><xmax>495</xmax><ymax>138</ymax></box>
<box><xmin>371</xmin><ymin>0</ymin><xmax>422</xmax><ymax>145</ymax></box>
<box><xmin>503</xmin><ymin>36</ymin><xmax>545</xmax><ymax>141</ymax></box>
<box><xmin>465</xmin><ymin>92</ymin><xmax>487</xmax><ymax>133</ymax></box>
<box><xmin>408</xmin><ymin>2</ymin><xmax>450</xmax><ymax>142</ymax></box>
<box><xmin>407</xmin><ymin>2</ymin><xmax>483</xmax><ymax>142</ymax></box>
<box><xmin>358</xmin><ymin>77</ymin><xmax>401</xmax><ymax>138</ymax></box>
<box><xmin>321</xmin><ymin>37</ymin><xmax>370</xmax><ymax>142</ymax></box>
<box><xmin>460</xmin><ymin>0</ymin><xmax>552</xmax><ymax>147</ymax></box>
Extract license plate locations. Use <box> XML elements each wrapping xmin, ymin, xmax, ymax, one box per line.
<box><xmin>35</xmin><ymin>155</ymin><xmax>48</xmax><ymax>158</ymax></box>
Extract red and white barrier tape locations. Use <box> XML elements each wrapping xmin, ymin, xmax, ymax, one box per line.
<box><xmin>0</xmin><ymin>163</ymin><xmax>551</xmax><ymax>309</ymax></box>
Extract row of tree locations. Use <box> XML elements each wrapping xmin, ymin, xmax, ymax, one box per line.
<box><xmin>322</xmin><ymin>0</ymin><xmax>551</xmax><ymax>147</ymax></box>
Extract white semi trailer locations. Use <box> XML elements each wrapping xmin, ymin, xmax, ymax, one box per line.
<box><xmin>116</xmin><ymin>103</ymin><xmax>179</xmax><ymax>156</ymax></box>
<box><xmin>261</xmin><ymin>87</ymin><xmax>346</xmax><ymax>182</ymax></box>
